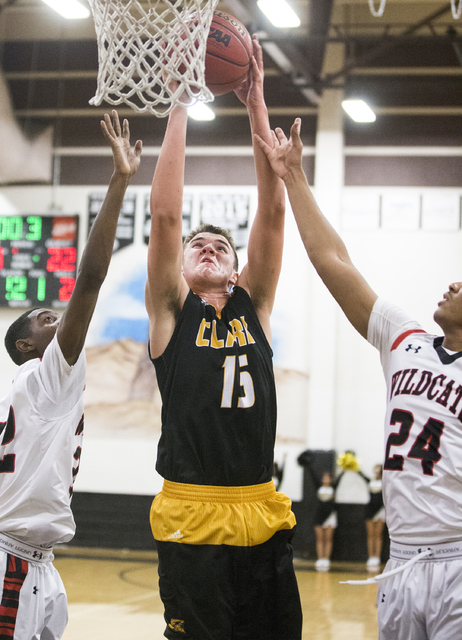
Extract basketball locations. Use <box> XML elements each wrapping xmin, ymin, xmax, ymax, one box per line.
<box><xmin>204</xmin><ymin>11</ymin><xmax>253</xmax><ymax>96</ymax></box>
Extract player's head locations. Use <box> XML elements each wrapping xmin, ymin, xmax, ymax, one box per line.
<box><xmin>184</xmin><ymin>224</ymin><xmax>239</xmax><ymax>270</ymax></box>
<box><xmin>5</xmin><ymin>308</ymin><xmax>59</xmax><ymax>365</ymax></box>
<box><xmin>434</xmin><ymin>281</ymin><xmax>462</xmax><ymax>333</ymax></box>
<box><xmin>182</xmin><ymin>224</ymin><xmax>239</xmax><ymax>291</ymax></box>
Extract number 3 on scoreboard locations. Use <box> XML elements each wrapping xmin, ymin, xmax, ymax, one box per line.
<box><xmin>384</xmin><ymin>408</ymin><xmax>444</xmax><ymax>476</ymax></box>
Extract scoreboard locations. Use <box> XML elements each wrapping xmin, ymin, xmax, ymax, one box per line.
<box><xmin>0</xmin><ymin>215</ymin><xmax>78</xmax><ymax>308</ymax></box>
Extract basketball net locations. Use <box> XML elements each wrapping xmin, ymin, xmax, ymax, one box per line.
<box><xmin>368</xmin><ymin>0</ymin><xmax>386</xmax><ymax>17</ymax></box>
<box><xmin>451</xmin><ymin>0</ymin><xmax>462</xmax><ymax>19</ymax></box>
<box><xmin>88</xmin><ymin>0</ymin><xmax>219</xmax><ymax>117</ymax></box>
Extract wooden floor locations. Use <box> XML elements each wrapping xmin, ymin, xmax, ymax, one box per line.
<box><xmin>56</xmin><ymin>548</ymin><xmax>379</xmax><ymax>640</ymax></box>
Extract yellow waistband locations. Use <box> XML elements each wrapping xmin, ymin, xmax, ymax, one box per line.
<box><xmin>161</xmin><ymin>479</ymin><xmax>276</xmax><ymax>503</ymax></box>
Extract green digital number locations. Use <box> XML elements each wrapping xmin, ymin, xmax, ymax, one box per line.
<box><xmin>37</xmin><ymin>276</ymin><xmax>46</xmax><ymax>301</ymax></box>
<box><xmin>5</xmin><ymin>276</ymin><xmax>27</xmax><ymax>301</ymax></box>
<box><xmin>26</xmin><ymin>216</ymin><xmax>42</xmax><ymax>241</ymax></box>
<box><xmin>0</xmin><ymin>217</ymin><xmax>23</xmax><ymax>241</ymax></box>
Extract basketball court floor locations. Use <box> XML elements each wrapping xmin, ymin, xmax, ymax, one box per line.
<box><xmin>56</xmin><ymin>547</ymin><xmax>379</xmax><ymax>640</ymax></box>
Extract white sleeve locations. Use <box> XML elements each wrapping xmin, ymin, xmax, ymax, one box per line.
<box><xmin>367</xmin><ymin>298</ymin><xmax>423</xmax><ymax>371</ymax></box>
<box><xmin>27</xmin><ymin>334</ymin><xmax>86</xmax><ymax>419</ymax></box>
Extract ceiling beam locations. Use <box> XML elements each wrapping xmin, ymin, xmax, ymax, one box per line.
<box><xmin>324</xmin><ymin>2</ymin><xmax>454</xmax><ymax>86</ymax></box>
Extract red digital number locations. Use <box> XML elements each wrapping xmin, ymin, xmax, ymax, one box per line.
<box><xmin>59</xmin><ymin>277</ymin><xmax>75</xmax><ymax>301</ymax></box>
<box><xmin>0</xmin><ymin>247</ymin><xmax>3</xmax><ymax>270</ymax></box>
<box><xmin>47</xmin><ymin>247</ymin><xmax>77</xmax><ymax>272</ymax></box>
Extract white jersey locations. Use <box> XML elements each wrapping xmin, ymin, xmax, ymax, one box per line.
<box><xmin>0</xmin><ymin>334</ymin><xmax>85</xmax><ymax>548</ymax></box>
<box><xmin>368</xmin><ymin>297</ymin><xmax>462</xmax><ymax>544</ymax></box>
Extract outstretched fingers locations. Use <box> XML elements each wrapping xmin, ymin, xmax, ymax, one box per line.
<box><xmin>100</xmin><ymin>118</ymin><xmax>113</xmax><ymax>143</ymax></box>
<box><xmin>274</xmin><ymin>127</ymin><xmax>288</xmax><ymax>145</ymax></box>
<box><xmin>111</xmin><ymin>109</ymin><xmax>122</xmax><ymax>136</ymax></box>
<box><xmin>100</xmin><ymin>110</ymin><xmax>124</xmax><ymax>141</ymax></box>
<box><xmin>290</xmin><ymin>117</ymin><xmax>302</xmax><ymax>141</ymax></box>
<box><xmin>122</xmin><ymin>117</ymin><xmax>130</xmax><ymax>140</ymax></box>
<box><xmin>253</xmin><ymin>132</ymin><xmax>272</xmax><ymax>156</ymax></box>
<box><xmin>251</xmin><ymin>34</ymin><xmax>264</xmax><ymax>76</ymax></box>
<box><xmin>133</xmin><ymin>139</ymin><xmax>143</xmax><ymax>158</ymax></box>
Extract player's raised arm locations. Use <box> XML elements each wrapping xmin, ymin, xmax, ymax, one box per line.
<box><xmin>233</xmin><ymin>36</ymin><xmax>285</xmax><ymax>337</ymax></box>
<box><xmin>57</xmin><ymin>110</ymin><xmax>142</xmax><ymax>364</ymax></box>
<box><xmin>145</xmin><ymin>104</ymin><xmax>189</xmax><ymax>359</ymax></box>
<box><xmin>255</xmin><ymin>118</ymin><xmax>377</xmax><ymax>338</ymax></box>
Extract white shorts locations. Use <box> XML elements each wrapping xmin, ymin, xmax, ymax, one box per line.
<box><xmin>377</xmin><ymin>540</ymin><xmax>462</xmax><ymax>640</ymax></box>
<box><xmin>321</xmin><ymin>511</ymin><xmax>337</xmax><ymax>529</ymax></box>
<box><xmin>0</xmin><ymin>548</ymin><xmax>68</xmax><ymax>640</ymax></box>
<box><xmin>372</xmin><ymin>507</ymin><xmax>386</xmax><ymax>523</ymax></box>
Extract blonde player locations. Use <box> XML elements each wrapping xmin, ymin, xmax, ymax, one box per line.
<box><xmin>256</xmin><ymin>118</ymin><xmax>462</xmax><ymax>640</ymax></box>
<box><xmin>0</xmin><ymin>111</ymin><xmax>141</xmax><ymax>639</ymax></box>
<box><xmin>145</xmin><ymin>37</ymin><xmax>302</xmax><ymax>640</ymax></box>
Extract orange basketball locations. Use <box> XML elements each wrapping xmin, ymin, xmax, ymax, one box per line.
<box><xmin>204</xmin><ymin>11</ymin><xmax>253</xmax><ymax>96</ymax></box>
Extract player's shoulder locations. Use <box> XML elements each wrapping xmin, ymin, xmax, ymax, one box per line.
<box><xmin>368</xmin><ymin>297</ymin><xmax>423</xmax><ymax>349</ymax></box>
<box><xmin>371</xmin><ymin>297</ymin><xmax>420</xmax><ymax>328</ymax></box>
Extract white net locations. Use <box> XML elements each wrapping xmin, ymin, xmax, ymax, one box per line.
<box><xmin>368</xmin><ymin>0</ymin><xmax>386</xmax><ymax>17</ymax></box>
<box><xmin>88</xmin><ymin>0</ymin><xmax>219</xmax><ymax>117</ymax></box>
<box><xmin>452</xmin><ymin>0</ymin><xmax>462</xmax><ymax>19</ymax></box>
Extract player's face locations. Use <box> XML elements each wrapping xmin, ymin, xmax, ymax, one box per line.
<box><xmin>434</xmin><ymin>282</ymin><xmax>462</xmax><ymax>330</ymax></box>
<box><xmin>182</xmin><ymin>232</ymin><xmax>237</xmax><ymax>291</ymax></box>
<box><xmin>27</xmin><ymin>308</ymin><xmax>60</xmax><ymax>356</ymax></box>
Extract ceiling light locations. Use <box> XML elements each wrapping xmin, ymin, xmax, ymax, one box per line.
<box><xmin>41</xmin><ymin>0</ymin><xmax>90</xmax><ymax>19</ymax></box>
<box><xmin>257</xmin><ymin>0</ymin><xmax>301</xmax><ymax>28</ymax></box>
<box><xmin>342</xmin><ymin>99</ymin><xmax>376</xmax><ymax>123</ymax></box>
<box><xmin>188</xmin><ymin>103</ymin><xmax>216</xmax><ymax>121</ymax></box>
<box><xmin>261</xmin><ymin>41</ymin><xmax>294</xmax><ymax>73</ymax></box>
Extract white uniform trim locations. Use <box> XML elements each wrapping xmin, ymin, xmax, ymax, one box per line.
<box><xmin>342</xmin><ymin>539</ymin><xmax>462</xmax><ymax>585</ymax></box>
<box><xmin>0</xmin><ymin>531</ymin><xmax>53</xmax><ymax>563</ymax></box>
<box><xmin>389</xmin><ymin>538</ymin><xmax>462</xmax><ymax>562</ymax></box>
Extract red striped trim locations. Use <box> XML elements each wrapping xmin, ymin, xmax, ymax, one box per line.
<box><xmin>391</xmin><ymin>329</ymin><xmax>426</xmax><ymax>351</ymax></box>
<box><xmin>0</xmin><ymin>555</ymin><xmax>28</xmax><ymax>640</ymax></box>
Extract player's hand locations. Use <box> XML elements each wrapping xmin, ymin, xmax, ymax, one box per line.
<box><xmin>100</xmin><ymin>110</ymin><xmax>142</xmax><ymax>178</ymax></box>
<box><xmin>234</xmin><ymin>35</ymin><xmax>264</xmax><ymax>109</ymax></box>
<box><xmin>254</xmin><ymin>118</ymin><xmax>304</xmax><ymax>180</ymax></box>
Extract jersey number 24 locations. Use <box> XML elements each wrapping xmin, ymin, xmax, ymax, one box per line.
<box><xmin>384</xmin><ymin>408</ymin><xmax>444</xmax><ymax>476</ymax></box>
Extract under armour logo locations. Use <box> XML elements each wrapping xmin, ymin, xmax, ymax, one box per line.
<box><xmin>33</xmin><ymin>551</ymin><xmax>43</xmax><ymax>559</ymax></box>
<box><xmin>405</xmin><ymin>344</ymin><xmax>421</xmax><ymax>354</ymax></box>
<box><xmin>381</xmin><ymin>594</ymin><xmax>386</xmax><ymax>603</ymax></box>
<box><xmin>33</xmin><ymin>587</ymin><xmax>38</xmax><ymax>595</ymax></box>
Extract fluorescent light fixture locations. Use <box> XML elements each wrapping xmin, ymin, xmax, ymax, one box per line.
<box><xmin>342</xmin><ymin>99</ymin><xmax>376</xmax><ymax>123</ymax></box>
<box><xmin>41</xmin><ymin>0</ymin><xmax>90</xmax><ymax>19</ymax></box>
<box><xmin>188</xmin><ymin>103</ymin><xmax>216</xmax><ymax>121</ymax></box>
<box><xmin>257</xmin><ymin>0</ymin><xmax>301</xmax><ymax>28</ymax></box>
<box><xmin>261</xmin><ymin>41</ymin><xmax>294</xmax><ymax>73</ymax></box>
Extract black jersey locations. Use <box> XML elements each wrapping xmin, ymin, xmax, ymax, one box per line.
<box><xmin>151</xmin><ymin>286</ymin><xmax>277</xmax><ymax>486</ymax></box>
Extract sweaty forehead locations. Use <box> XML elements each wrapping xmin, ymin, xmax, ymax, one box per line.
<box><xmin>28</xmin><ymin>308</ymin><xmax>52</xmax><ymax>319</ymax></box>
<box><xmin>189</xmin><ymin>233</ymin><xmax>231</xmax><ymax>248</ymax></box>
<box><xmin>28</xmin><ymin>309</ymin><xmax>57</xmax><ymax>323</ymax></box>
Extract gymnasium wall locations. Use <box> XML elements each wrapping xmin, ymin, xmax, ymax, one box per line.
<box><xmin>1</xmin><ymin>178</ymin><xmax>461</xmax><ymax>493</ymax></box>
<box><xmin>2</xmin><ymin>36</ymin><xmax>462</xmax><ymax>552</ymax></box>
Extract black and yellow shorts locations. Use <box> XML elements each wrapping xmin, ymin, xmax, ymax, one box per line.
<box><xmin>151</xmin><ymin>480</ymin><xmax>302</xmax><ymax>640</ymax></box>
